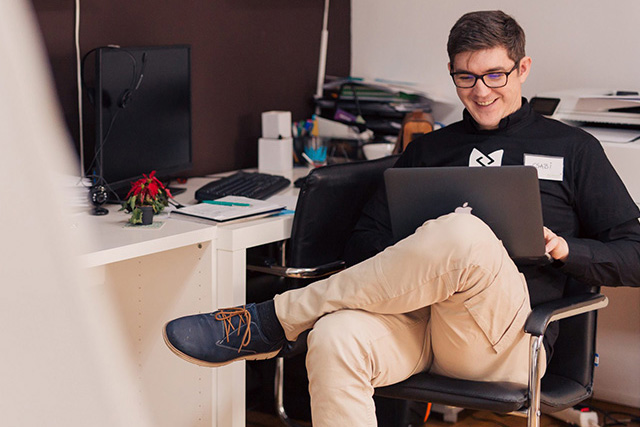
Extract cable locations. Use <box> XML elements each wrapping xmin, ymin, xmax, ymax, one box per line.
<box><xmin>83</xmin><ymin>107</ymin><xmax>121</xmax><ymax>184</ymax></box>
<box><xmin>74</xmin><ymin>0</ymin><xmax>83</xmax><ymax>177</ymax></box>
<box><xmin>422</xmin><ymin>402</ymin><xmax>432</xmax><ymax>423</ymax></box>
<box><xmin>315</xmin><ymin>0</ymin><xmax>329</xmax><ymax>100</ymax></box>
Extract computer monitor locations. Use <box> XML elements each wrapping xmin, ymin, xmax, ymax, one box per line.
<box><xmin>93</xmin><ymin>45</ymin><xmax>192</xmax><ymax>200</ymax></box>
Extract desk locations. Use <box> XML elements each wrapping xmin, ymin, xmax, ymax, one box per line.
<box><xmin>76</xmin><ymin>170</ymin><xmax>306</xmax><ymax>427</ymax></box>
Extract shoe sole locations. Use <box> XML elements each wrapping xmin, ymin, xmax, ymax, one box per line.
<box><xmin>162</xmin><ymin>323</ymin><xmax>281</xmax><ymax>368</ymax></box>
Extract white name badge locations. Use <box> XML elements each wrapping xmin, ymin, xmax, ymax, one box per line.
<box><xmin>524</xmin><ymin>154</ymin><xmax>564</xmax><ymax>181</ymax></box>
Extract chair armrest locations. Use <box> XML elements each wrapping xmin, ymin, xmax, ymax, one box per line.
<box><xmin>247</xmin><ymin>260</ymin><xmax>346</xmax><ymax>279</ymax></box>
<box><xmin>524</xmin><ymin>293</ymin><xmax>608</xmax><ymax>337</ymax></box>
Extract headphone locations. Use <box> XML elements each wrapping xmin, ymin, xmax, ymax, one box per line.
<box><xmin>117</xmin><ymin>49</ymin><xmax>147</xmax><ymax>108</ymax></box>
<box><xmin>82</xmin><ymin>45</ymin><xmax>147</xmax><ymax>109</ymax></box>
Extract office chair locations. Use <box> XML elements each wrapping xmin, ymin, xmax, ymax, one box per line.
<box><xmin>247</xmin><ymin>155</ymin><xmax>400</xmax><ymax>425</ymax></box>
<box><xmin>248</xmin><ymin>156</ymin><xmax>608</xmax><ymax>427</ymax></box>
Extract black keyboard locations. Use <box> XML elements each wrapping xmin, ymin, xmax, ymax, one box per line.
<box><xmin>195</xmin><ymin>171</ymin><xmax>291</xmax><ymax>201</ymax></box>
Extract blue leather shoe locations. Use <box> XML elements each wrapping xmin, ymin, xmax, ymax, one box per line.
<box><xmin>163</xmin><ymin>303</ymin><xmax>285</xmax><ymax>367</ymax></box>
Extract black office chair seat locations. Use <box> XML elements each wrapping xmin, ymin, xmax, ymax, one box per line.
<box><xmin>376</xmin><ymin>370</ymin><xmax>593</xmax><ymax>414</ymax></box>
<box><xmin>377</xmin><ymin>373</ymin><xmax>527</xmax><ymax>413</ymax></box>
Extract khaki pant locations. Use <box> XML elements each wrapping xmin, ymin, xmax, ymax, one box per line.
<box><xmin>274</xmin><ymin>213</ymin><xmax>544</xmax><ymax>427</ymax></box>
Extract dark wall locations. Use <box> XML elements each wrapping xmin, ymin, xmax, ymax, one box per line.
<box><xmin>31</xmin><ymin>0</ymin><xmax>351</xmax><ymax>176</ymax></box>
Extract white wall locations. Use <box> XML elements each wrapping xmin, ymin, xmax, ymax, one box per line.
<box><xmin>351</xmin><ymin>0</ymin><xmax>640</xmax><ymax>408</ymax></box>
<box><xmin>351</xmin><ymin>0</ymin><xmax>640</xmax><ymax>123</ymax></box>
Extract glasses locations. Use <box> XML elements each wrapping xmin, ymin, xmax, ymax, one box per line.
<box><xmin>450</xmin><ymin>62</ymin><xmax>520</xmax><ymax>89</ymax></box>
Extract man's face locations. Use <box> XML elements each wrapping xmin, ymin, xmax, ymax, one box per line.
<box><xmin>449</xmin><ymin>47</ymin><xmax>531</xmax><ymax>130</ymax></box>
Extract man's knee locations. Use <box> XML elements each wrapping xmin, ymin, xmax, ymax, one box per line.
<box><xmin>307</xmin><ymin>311</ymin><xmax>368</xmax><ymax>362</ymax></box>
<box><xmin>306</xmin><ymin>311</ymin><xmax>381</xmax><ymax>385</ymax></box>
<box><xmin>409</xmin><ymin>213</ymin><xmax>503</xmax><ymax>261</ymax></box>
<box><xmin>427</xmin><ymin>212</ymin><xmax>496</xmax><ymax>242</ymax></box>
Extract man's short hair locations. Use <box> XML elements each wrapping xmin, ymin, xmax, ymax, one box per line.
<box><xmin>447</xmin><ymin>10</ymin><xmax>526</xmax><ymax>65</ymax></box>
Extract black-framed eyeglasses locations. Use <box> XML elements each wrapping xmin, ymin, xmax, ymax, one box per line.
<box><xmin>450</xmin><ymin>62</ymin><xmax>520</xmax><ymax>89</ymax></box>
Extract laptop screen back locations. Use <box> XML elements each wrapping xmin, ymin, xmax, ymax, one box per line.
<box><xmin>384</xmin><ymin>166</ymin><xmax>547</xmax><ymax>263</ymax></box>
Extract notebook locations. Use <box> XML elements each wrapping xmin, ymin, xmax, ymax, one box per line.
<box><xmin>384</xmin><ymin>166</ymin><xmax>549</xmax><ymax>264</ymax></box>
<box><xmin>171</xmin><ymin>196</ymin><xmax>285</xmax><ymax>223</ymax></box>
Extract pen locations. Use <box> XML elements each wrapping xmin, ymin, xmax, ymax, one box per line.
<box><xmin>301</xmin><ymin>151</ymin><xmax>315</xmax><ymax>166</ymax></box>
<box><xmin>203</xmin><ymin>200</ymin><xmax>252</xmax><ymax>207</ymax></box>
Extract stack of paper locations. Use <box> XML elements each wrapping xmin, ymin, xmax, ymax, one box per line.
<box><xmin>171</xmin><ymin>196</ymin><xmax>285</xmax><ymax>222</ymax></box>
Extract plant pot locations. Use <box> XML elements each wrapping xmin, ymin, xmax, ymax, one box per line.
<box><xmin>140</xmin><ymin>206</ymin><xmax>154</xmax><ymax>225</ymax></box>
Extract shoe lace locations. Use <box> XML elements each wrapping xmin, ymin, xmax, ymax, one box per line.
<box><xmin>215</xmin><ymin>306</ymin><xmax>251</xmax><ymax>352</ymax></box>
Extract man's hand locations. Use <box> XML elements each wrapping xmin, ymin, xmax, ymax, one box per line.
<box><xmin>543</xmin><ymin>227</ymin><xmax>569</xmax><ymax>262</ymax></box>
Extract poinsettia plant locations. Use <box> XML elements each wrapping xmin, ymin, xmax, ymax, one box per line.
<box><xmin>120</xmin><ymin>171</ymin><xmax>173</xmax><ymax>224</ymax></box>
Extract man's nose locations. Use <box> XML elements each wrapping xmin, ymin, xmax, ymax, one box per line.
<box><xmin>472</xmin><ymin>78</ymin><xmax>492</xmax><ymax>95</ymax></box>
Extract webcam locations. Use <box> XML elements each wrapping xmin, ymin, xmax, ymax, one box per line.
<box><xmin>90</xmin><ymin>185</ymin><xmax>109</xmax><ymax>216</ymax></box>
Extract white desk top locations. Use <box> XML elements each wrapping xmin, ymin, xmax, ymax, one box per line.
<box><xmin>75</xmin><ymin>203</ymin><xmax>217</xmax><ymax>268</ymax></box>
<box><xmin>76</xmin><ymin>169</ymin><xmax>308</xmax><ymax>268</ymax></box>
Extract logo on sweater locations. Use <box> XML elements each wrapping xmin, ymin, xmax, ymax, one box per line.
<box><xmin>469</xmin><ymin>148</ymin><xmax>503</xmax><ymax>167</ymax></box>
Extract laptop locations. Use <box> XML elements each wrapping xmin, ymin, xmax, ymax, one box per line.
<box><xmin>384</xmin><ymin>166</ymin><xmax>549</xmax><ymax>264</ymax></box>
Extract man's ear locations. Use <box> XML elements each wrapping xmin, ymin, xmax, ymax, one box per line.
<box><xmin>447</xmin><ymin>62</ymin><xmax>453</xmax><ymax>73</ymax></box>
<box><xmin>518</xmin><ymin>56</ymin><xmax>532</xmax><ymax>83</ymax></box>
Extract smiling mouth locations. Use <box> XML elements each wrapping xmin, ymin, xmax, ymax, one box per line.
<box><xmin>476</xmin><ymin>99</ymin><xmax>497</xmax><ymax>107</ymax></box>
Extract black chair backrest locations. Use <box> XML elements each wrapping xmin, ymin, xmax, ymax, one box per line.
<box><xmin>288</xmin><ymin>156</ymin><xmax>398</xmax><ymax>269</ymax></box>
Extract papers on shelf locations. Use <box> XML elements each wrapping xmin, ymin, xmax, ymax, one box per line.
<box><xmin>575</xmin><ymin>95</ymin><xmax>640</xmax><ymax>113</ymax></box>
<box><xmin>581</xmin><ymin>126</ymin><xmax>640</xmax><ymax>144</ymax></box>
<box><xmin>321</xmin><ymin>76</ymin><xmax>458</xmax><ymax>106</ymax></box>
<box><xmin>171</xmin><ymin>196</ymin><xmax>285</xmax><ymax>223</ymax></box>
<box><xmin>316</xmin><ymin>116</ymin><xmax>374</xmax><ymax>140</ymax></box>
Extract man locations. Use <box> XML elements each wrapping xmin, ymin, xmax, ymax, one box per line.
<box><xmin>164</xmin><ymin>11</ymin><xmax>640</xmax><ymax>426</ymax></box>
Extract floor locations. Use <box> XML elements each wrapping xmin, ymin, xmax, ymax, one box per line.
<box><xmin>247</xmin><ymin>399</ymin><xmax>640</xmax><ymax>427</ymax></box>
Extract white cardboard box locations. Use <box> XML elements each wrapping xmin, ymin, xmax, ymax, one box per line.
<box><xmin>261</xmin><ymin>111</ymin><xmax>292</xmax><ymax>139</ymax></box>
<box><xmin>258</xmin><ymin>137</ymin><xmax>293</xmax><ymax>172</ymax></box>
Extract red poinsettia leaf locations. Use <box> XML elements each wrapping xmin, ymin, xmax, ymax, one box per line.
<box><xmin>148</xmin><ymin>182</ymin><xmax>159</xmax><ymax>197</ymax></box>
<box><xmin>152</xmin><ymin>175</ymin><xmax>164</xmax><ymax>188</ymax></box>
<box><xmin>164</xmin><ymin>187</ymin><xmax>173</xmax><ymax>198</ymax></box>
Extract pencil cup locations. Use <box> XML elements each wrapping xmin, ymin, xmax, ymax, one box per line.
<box><xmin>303</xmin><ymin>136</ymin><xmax>328</xmax><ymax>167</ymax></box>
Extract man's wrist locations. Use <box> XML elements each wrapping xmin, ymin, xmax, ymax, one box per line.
<box><xmin>554</xmin><ymin>237</ymin><xmax>590</xmax><ymax>275</ymax></box>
